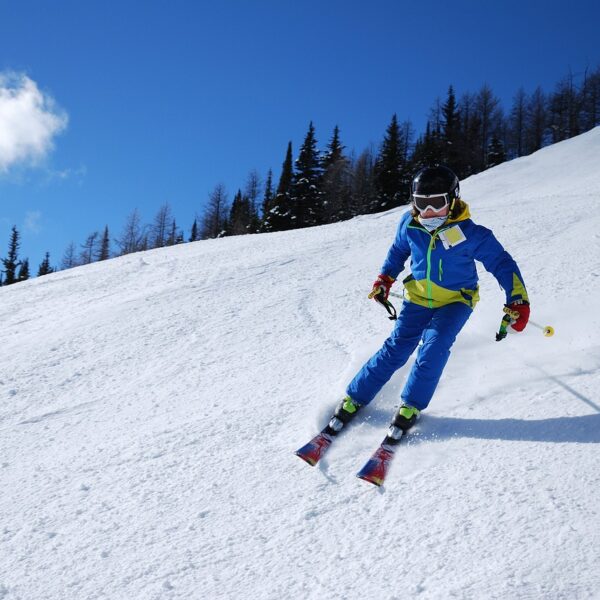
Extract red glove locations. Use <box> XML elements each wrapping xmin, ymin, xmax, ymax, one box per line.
<box><xmin>507</xmin><ymin>301</ymin><xmax>530</xmax><ymax>332</ymax></box>
<box><xmin>369</xmin><ymin>274</ymin><xmax>395</xmax><ymax>301</ymax></box>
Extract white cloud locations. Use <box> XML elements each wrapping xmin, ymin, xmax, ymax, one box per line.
<box><xmin>24</xmin><ymin>210</ymin><xmax>42</xmax><ymax>234</ymax></box>
<box><xmin>45</xmin><ymin>164</ymin><xmax>87</xmax><ymax>184</ymax></box>
<box><xmin>0</xmin><ymin>72</ymin><xmax>68</xmax><ymax>173</ymax></box>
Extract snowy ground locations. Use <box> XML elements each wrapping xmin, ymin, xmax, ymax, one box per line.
<box><xmin>1</xmin><ymin>128</ymin><xmax>600</xmax><ymax>600</ymax></box>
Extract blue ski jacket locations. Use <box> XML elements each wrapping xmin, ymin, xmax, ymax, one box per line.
<box><xmin>380</xmin><ymin>202</ymin><xmax>528</xmax><ymax>309</ymax></box>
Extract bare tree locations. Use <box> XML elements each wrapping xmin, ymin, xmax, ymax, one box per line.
<box><xmin>61</xmin><ymin>242</ymin><xmax>78</xmax><ymax>270</ymax></box>
<box><xmin>548</xmin><ymin>71</ymin><xmax>581</xmax><ymax>143</ymax></box>
<box><xmin>150</xmin><ymin>203</ymin><xmax>173</xmax><ymax>249</ymax></box>
<box><xmin>581</xmin><ymin>65</ymin><xmax>600</xmax><ymax>130</ymax></box>
<box><xmin>509</xmin><ymin>87</ymin><xmax>528</xmax><ymax>157</ymax></box>
<box><xmin>475</xmin><ymin>84</ymin><xmax>503</xmax><ymax>168</ymax></box>
<box><xmin>324</xmin><ymin>158</ymin><xmax>352</xmax><ymax>222</ymax></box>
<box><xmin>245</xmin><ymin>170</ymin><xmax>262</xmax><ymax>213</ymax></box>
<box><xmin>350</xmin><ymin>147</ymin><xmax>376</xmax><ymax>217</ymax></box>
<box><xmin>79</xmin><ymin>231</ymin><xmax>99</xmax><ymax>265</ymax></box>
<box><xmin>166</xmin><ymin>219</ymin><xmax>182</xmax><ymax>246</ymax></box>
<box><xmin>201</xmin><ymin>184</ymin><xmax>229</xmax><ymax>239</ymax></box>
<box><xmin>525</xmin><ymin>86</ymin><xmax>548</xmax><ymax>153</ymax></box>
<box><xmin>116</xmin><ymin>208</ymin><xmax>145</xmax><ymax>255</ymax></box>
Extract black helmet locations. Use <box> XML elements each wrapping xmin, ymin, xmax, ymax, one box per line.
<box><xmin>411</xmin><ymin>165</ymin><xmax>460</xmax><ymax>203</ymax></box>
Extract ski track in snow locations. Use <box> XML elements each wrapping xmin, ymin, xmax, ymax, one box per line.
<box><xmin>1</xmin><ymin>129</ymin><xmax>600</xmax><ymax>599</ymax></box>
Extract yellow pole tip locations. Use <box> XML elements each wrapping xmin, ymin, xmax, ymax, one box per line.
<box><xmin>543</xmin><ymin>326</ymin><xmax>555</xmax><ymax>337</ymax></box>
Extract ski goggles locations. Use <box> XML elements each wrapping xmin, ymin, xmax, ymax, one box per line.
<box><xmin>412</xmin><ymin>193</ymin><xmax>450</xmax><ymax>213</ymax></box>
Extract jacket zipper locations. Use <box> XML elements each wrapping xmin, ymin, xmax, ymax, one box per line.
<box><xmin>426</xmin><ymin>235</ymin><xmax>435</xmax><ymax>307</ymax></box>
<box><xmin>408</xmin><ymin>222</ymin><xmax>451</xmax><ymax>308</ymax></box>
<box><xmin>426</xmin><ymin>226</ymin><xmax>451</xmax><ymax>307</ymax></box>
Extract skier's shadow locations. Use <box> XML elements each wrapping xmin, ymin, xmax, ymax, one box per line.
<box><xmin>361</xmin><ymin>367</ymin><xmax>600</xmax><ymax>444</ymax></box>
<box><xmin>412</xmin><ymin>413</ymin><xmax>600</xmax><ymax>444</ymax></box>
<box><xmin>360</xmin><ymin>409</ymin><xmax>600</xmax><ymax>444</ymax></box>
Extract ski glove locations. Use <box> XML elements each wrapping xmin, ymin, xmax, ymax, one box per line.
<box><xmin>507</xmin><ymin>300</ymin><xmax>530</xmax><ymax>332</ymax></box>
<box><xmin>369</xmin><ymin>274</ymin><xmax>395</xmax><ymax>301</ymax></box>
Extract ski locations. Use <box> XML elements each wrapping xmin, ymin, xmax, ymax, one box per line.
<box><xmin>295</xmin><ymin>430</ymin><xmax>335</xmax><ymax>466</ymax></box>
<box><xmin>356</xmin><ymin>432</ymin><xmax>404</xmax><ymax>486</ymax></box>
<box><xmin>295</xmin><ymin>397</ymin><xmax>362</xmax><ymax>467</ymax></box>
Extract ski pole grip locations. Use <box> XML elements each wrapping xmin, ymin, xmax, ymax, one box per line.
<box><xmin>502</xmin><ymin>306</ymin><xmax>521</xmax><ymax>320</ymax></box>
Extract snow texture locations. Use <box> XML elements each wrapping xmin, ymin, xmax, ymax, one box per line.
<box><xmin>1</xmin><ymin>128</ymin><xmax>600</xmax><ymax>599</ymax></box>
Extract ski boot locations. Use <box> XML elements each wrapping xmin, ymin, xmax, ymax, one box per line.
<box><xmin>385</xmin><ymin>403</ymin><xmax>420</xmax><ymax>445</ymax></box>
<box><xmin>324</xmin><ymin>395</ymin><xmax>362</xmax><ymax>436</ymax></box>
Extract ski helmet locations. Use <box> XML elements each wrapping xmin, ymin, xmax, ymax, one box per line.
<box><xmin>411</xmin><ymin>165</ymin><xmax>460</xmax><ymax>210</ymax></box>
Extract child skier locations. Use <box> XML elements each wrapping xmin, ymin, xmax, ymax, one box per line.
<box><xmin>322</xmin><ymin>164</ymin><xmax>530</xmax><ymax>446</ymax></box>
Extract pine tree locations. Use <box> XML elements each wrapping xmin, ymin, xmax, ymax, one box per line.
<box><xmin>321</xmin><ymin>125</ymin><xmax>344</xmax><ymax>170</ymax></box>
<box><xmin>441</xmin><ymin>86</ymin><xmax>462</xmax><ymax>173</ymax></box>
<box><xmin>1</xmin><ymin>226</ymin><xmax>21</xmax><ymax>285</ymax></box>
<box><xmin>486</xmin><ymin>134</ymin><xmax>506</xmax><ymax>168</ymax></box>
<box><xmin>244</xmin><ymin>170</ymin><xmax>262</xmax><ymax>233</ymax></box>
<box><xmin>264</xmin><ymin>142</ymin><xmax>294</xmax><ymax>232</ymax></box>
<box><xmin>321</xmin><ymin>126</ymin><xmax>351</xmax><ymax>222</ymax></box>
<box><xmin>17</xmin><ymin>258</ymin><xmax>29</xmax><ymax>282</ymax></box>
<box><xmin>38</xmin><ymin>252</ymin><xmax>54</xmax><ymax>276</ymax></box>
<box><xmin>374</xmin><ymin>114</ymin><xmax>411</xmax><ymax>212</ymax></box>
<box><xmin>190</xmin><ymin>218</ymin><xmax>199</xmax><ymax>242</ymax></box>
<box><xmin>410</xmin><ymin>121</ymin><xmax>444</xmax><ymax>173</ymax></box>
<box><xmin>260</xmin><ymin>169</ymin><xmax>274</xmax><ymax>231</ymax></box>
<box><xmin>97</xmin><ymin>226</ymin><xmax>111</xmax><ymax>261</ymax></box>
<box><xmin>291</xmin><ymin>122</ymin><xmax>323</xmax><ymax>227</ymax></box>
<box><xmin>228</xmin><ymin>189</ymin><xmax>253</xmax><ymax>236</ymax></box>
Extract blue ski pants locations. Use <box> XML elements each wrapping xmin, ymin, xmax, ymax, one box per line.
<box><xmin>346</xmin><ymin>301</ymin><xmax>472</xmax><ymax>411</ymax></box>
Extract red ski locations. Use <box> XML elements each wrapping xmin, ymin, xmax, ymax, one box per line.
<box><xmin>356</xmin><ymin>433</ymin><xmax>404</xmax><ymax>486</ymax></box>
<box><xmin>295</xmin><ymin>431</ymin><xmax>334</xmax><ymax>466</ymax></box>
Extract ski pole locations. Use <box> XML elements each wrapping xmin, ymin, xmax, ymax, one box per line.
<box><xmin>496</xmin><ymin>306</ymin><xmax>554</xmax><ymax>341</ymax></box>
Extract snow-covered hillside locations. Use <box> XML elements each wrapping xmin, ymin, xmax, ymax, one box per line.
<box><xmin>2</xmin><ymin>129</ymin><xmax>600</xmax><ymax>600</ymax></box>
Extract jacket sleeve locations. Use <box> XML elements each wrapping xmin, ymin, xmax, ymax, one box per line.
<box><xmin>472</xmin><ymin>225</ymin><xmax>528</xmax><ymax>304</ymax></box>
<box><xmin>380</xmin><ymin>212</ymin><xmax>411</xmax><ymax>279</ymax></box>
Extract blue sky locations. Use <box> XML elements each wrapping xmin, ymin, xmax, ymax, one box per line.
<box><xmin>1</xmin><ymin>0</ymin><xmax>599</xmax><ymax>269</ymax></box>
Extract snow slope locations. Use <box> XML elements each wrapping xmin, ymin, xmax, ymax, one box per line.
<box><xmin>1</xmin><ymin>128</ymin><xmax>600</xmax><ymax>600</ymax></box>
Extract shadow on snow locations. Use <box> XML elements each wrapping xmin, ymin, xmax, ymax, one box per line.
<box><xmin>410</xmin><ymin>413</ymin><xmax>600</xmax><ymax>444</ymax></box>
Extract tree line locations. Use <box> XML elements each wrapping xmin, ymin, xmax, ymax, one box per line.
<box><xmin>1</xmin><ymin>65</ymin><xmax>599</xmax><ymax>286</ymax></box>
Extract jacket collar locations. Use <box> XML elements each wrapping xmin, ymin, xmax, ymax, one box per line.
<box><xmin>447</xmin><ymin>201</ymin><xmax>471</xmax><ymax>223</ymax></box>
